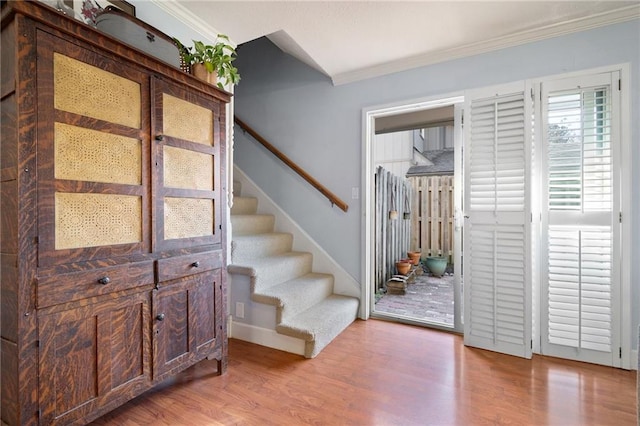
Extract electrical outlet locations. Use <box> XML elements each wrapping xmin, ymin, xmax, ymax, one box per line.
<box><xmin>352</xmin><ymin>187</ymin><xmax>359</xmax><ymax>199</ymax></box>
<box><xmin>235</xmin><ymin>302</ymin><xmax>245</xmax><ymax>319</ymax></box>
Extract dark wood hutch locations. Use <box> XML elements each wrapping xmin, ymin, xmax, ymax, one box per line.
<box><xmin>1</xmin><ymin>1</ymin><xmax>230</xmax><ymax>424</ymax></box>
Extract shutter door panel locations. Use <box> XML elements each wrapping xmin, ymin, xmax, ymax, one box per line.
<box><xmin>464</xmin><ymin>83</ymin><xmax>532</xmax><ymax>358</ymax></box>
<box><xmin>541</xmin><ymin>72</ymin><xmax>620</xmax><ymax>366</ymax></box>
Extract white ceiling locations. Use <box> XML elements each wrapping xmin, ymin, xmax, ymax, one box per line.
<box><xmin>156</xmin><ymin>1</ymin><xmax>640</xmax><ymax>85</ymax></box>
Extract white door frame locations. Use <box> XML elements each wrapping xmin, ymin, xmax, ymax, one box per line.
<box><xmin>361</xmin><ymin>93</ymin><xmax>464</xmax><ymax>332</ymax></box>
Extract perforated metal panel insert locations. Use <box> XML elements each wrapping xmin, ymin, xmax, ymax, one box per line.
<box><xmin>163</xmin><ymin>94</ymin><xmax>213</xmax><ymax>146</ymax></box>
<box><xmin>164</xmin><ymin>197</ymin><xmax>213</xmax><ymax>240</ymax></box>
<box><xmin>163</xmin><ymin>146</ymin><xmax>213</xmax><ymax>190</ymax></box>
<box><xmin>54</xmin><ymin>53</ymin><xmax>141</xmax><ymax>129</ymax></box>
<box><xmin>55</xmin><ymin>123</ymin><xmax>141</xmax><ymax>185</ymax></box>
<box><xmin>55</xmin><ymin>193</ymin><xmax>142</xmax><ymax>249</ymax></box>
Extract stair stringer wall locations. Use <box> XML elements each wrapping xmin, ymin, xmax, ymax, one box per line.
<box><xmin>232</xmin><ymin>166</ymin><xmax>360</xmax><ymax>300</ymax></box>
<box><xmin>228</xmin><ymin>273</ymin><xmax>306</xmax><ymax>356</ymax></box>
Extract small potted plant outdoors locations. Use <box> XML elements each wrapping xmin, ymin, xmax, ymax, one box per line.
<box><xmin>175</xmin><ymin>35</ymin><xmax>240</xmax><ymax>88</ymax></box>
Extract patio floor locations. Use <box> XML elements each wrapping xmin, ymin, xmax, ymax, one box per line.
<box><xmin>374</xmin><ymin>268</ymin><xmax>454</xmax><ymax>326</ymax></box>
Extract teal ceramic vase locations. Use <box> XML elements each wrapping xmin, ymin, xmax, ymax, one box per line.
<box><xmin>425</xmin><ymin>256</ymin><xmax>447</xmax><ymax>277</ymax></box>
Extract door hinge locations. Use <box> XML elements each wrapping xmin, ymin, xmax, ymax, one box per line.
<box><xmin>219</xmin><ymin>224</ymin><xmax>222</xmax><ymax>230</ymax></box>
<box><xmin>34</xmin><ymin>236</ymin><xmax>39</xmax><ymax>244</ymax></box>
<box><xmin>530</xmin><ymin>88</ymin><xmax>534</xmax><ymax>100</ymax></box>
<box><xmin>618</xmin><ymin>79</ymin><xmax>621</xmax><ymax>91</ymax></box>
<box><xmin>38</xmin><ymin>408</ymin><xmax>42</xmax><ymax>419</ymax></box>
<box><xmin>619</xmin><ymin>347</ymin><xmax>622</xmax><ymax>358</ymax></box>
<box><xmin>531</xmin><ymin>339</ymin><xmax>533</xmax><ymax>349</ymax></box>
<box><xmin>36</xmin><ymin>339</ymin><xmax>40</xmax><ymax>348</ymax></box>
<box><xmin>619</xmin><ymin>212</ymin><xmax>622</xmax><ymax>223</ymax></box>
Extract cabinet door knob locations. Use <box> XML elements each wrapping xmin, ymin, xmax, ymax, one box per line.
<box><xmin>191</xmin><ymin>261</ymin><xmax>200</xmax><ymax>268</ymax></box>
<box><xmin>97</xmin><ymin>276</ymin><xmax>111</xmax><ymax>285</ymax></box>
<box><xmin>155</xmin><ymin>134</ymin><xmax>164</xmax><ymax>141</ymax></box>
<box><xmin>156</xmin><ymin>313</ymin><xmax>165</xmax><ymax>321</ymax></box>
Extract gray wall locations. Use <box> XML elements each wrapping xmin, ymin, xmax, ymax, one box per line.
<box><xmin>233</xmin><ymin>21</ymin><xmax>640</xmax><ymax>351</ymax></box>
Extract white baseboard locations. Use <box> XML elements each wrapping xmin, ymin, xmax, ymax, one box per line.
<box><xmin>230</xmin><ymin>319</ymin><xmax>305</xmax><ymax>356</ymax></box>
<box><xmin>631</xmin><ymin>349</ymin><xmax>638</xmax><ymax>370</ymax></box>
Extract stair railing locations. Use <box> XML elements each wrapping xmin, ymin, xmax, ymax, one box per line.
<box><xmin>234</xmin><ymin>116</ymin><xmax>349</xmax><ymax>212</ymax></box>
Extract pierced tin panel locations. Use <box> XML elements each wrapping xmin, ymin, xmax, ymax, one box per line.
<box><xmin>163</xmin><ymin>94</ymin><xmax>213</xmax><ymax>145</ymax></box>
<box><xmin>54</xmin><ymin>53</ymin><xmax>141</xmax><ymax>129</ymax></box>
<box><xmin>164</xmin><ymin>197</ymin><xmax>213</xmax><ymax>240</ymax></box>
<box><xmin>163</xmin><ymin>146</ymin><xmax>213</xmax><ymax>190</ymax></box>
<box><xmin>55</xmin><ymin>123</ymin><xmax>141</xmax><ymax>185</ymax></box>
<box><xmin>55</xmin><ymin>193</ymin><xmax>142</xmax><ymax>250</ymax></box>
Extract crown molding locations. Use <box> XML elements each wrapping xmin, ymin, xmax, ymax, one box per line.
<box><xmin>331</xmin><ymin>4</ymin><xmax>640</xmax><ymax>86</ymax></box>
<box><xmin>147</xmin><ymin>0</ymin><xmax>232</xmax><ymax>46</ymax></box>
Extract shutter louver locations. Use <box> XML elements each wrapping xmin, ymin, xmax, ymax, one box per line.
<box><xmin>464</xmin><ymin>84</ymin><xmax>531</xmax><ymax>359</ymax></box>
<box><xmin>547</xmin><ymin>226</ymin><xmax>612</xmax><ymax>353</ymax></box>
<box><xmin>469</xmin><ymin>96</ymin><xmax>526</xmax><ymax>213</ymax></box>
<box><xmin>547</xmin><ymin>88</ymin><xmax>612</xmax><ymax>211</ymax></box>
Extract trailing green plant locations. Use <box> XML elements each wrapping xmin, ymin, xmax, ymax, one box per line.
<box><xmin>174</xmin><ymin>35</ymin><xmax>240</xmax><ymax>88</ymax></box>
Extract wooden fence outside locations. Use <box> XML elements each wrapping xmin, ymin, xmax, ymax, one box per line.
<box><xmin>409</xmin><ymin>175</ymin><xmax>454</xmax><ymax>264</ymax></box>
<box><xmin>375</xmin><ymin>166</ymin><xmax>412</xmax><ymax>291</ymax></box>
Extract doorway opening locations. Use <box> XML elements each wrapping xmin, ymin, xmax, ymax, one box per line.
<box><xmin>362</xmin><ymin>95</ymin><xmax>464</xmax><ymax>332</ymax></box>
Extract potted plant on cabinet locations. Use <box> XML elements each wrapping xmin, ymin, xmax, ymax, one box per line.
<box><xmin>175</xmin><ymin>35</ymin><xmax>240</xmax><ymax>88</ymax></box>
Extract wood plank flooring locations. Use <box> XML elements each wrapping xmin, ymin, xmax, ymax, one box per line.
<box><xmin>91</xmin><ymin>319</ymin><xmax>637</xmax><ymax>425</ymax></box>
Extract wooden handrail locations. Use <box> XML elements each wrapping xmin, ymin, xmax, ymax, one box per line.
<box><xmin>234</xmin><ymin>116</ymin><xmax>349</xmax><ymax>212</ymax></box>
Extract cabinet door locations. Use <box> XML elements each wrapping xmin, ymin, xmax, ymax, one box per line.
<box><xmin>35</xmin><ymin>31</ymin><xmax>151</xmax><ymax>267</ymax></box>
<box><xmin>153</xmin><ymin>268</ymin><xmax>221</xmax><ymax>381</ymax></box>
<box><xmin>152</xmin><ymin>78</ymin><xmax>223</xmax><ymax>251</ymax></box>
<box><xmin>38</xmin><ymin>291</ymin><xmax>151</xmax><ymax>425</ymax></box>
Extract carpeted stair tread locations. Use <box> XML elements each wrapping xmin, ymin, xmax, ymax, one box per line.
<box><xmin>231</xmin><ymin>196</ymin><xmax>258</xmax><ymax>215</ymax></box>
<box><xmin>231</xmin><ymin>214</ymin><xmax>275</xmax><ymax>235</ymax></box>
<box><xmin>276</xmin><ymin>294</ymin><xmax>360</xmax><ymax>358</ymax></box>
<box><xmin>252</xmin><ymin>272</ymin><xmax>335</xmax><ymax>323</ymax></box>
<box><xmin>233</xmin><ymin>251</ymin><xmax>313</xmax><ymax>292</ymax></box>
<box><xmin>229</xmin><ymin>187</ymin><xmax>359</xmax><ymax>359</ymax></box>
<box><xmin>232</xmin><ymin>232</ymin><xmax>293</xmax><ymax>260</ymax></box>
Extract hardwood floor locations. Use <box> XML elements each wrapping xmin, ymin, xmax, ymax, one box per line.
<box><xmin>91</xmin><ymin>319</ymin><xmax>637</xmax><ymax>425</ymax></box>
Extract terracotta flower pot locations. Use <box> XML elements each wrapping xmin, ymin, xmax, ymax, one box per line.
<box><xmin>191</xmin><ymin>63</ymin><xmax>218</xmax><ymax>85</ymax></box>
<box><xmin>396</xmin><ymin>261</ymin><xmax>411</xmax><ymax>276</ymax></box>
<box><xmin>407</xmin><ymin>251</ymin><xmax>421</xmax><ymax>265</ymax></box>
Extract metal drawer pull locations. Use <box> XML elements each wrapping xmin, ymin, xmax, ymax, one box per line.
<box><xmin>191</xmin><ymin>261</ymin><xmax>200</xmax><ymax>268</ymax></box>
<box><xmin>156</xmin><ymin>313</ymin><xmax>165</xmax><ymax>321</ymax></box>
<box><xmin>146</xmin><ymin>31</ymin><xmax>155</xmax><ymax>42</ymax></box>
<box><xmin>97</xmin><ymin>276</ymin><xmax>111</xmax><ymax>285</ymax></box>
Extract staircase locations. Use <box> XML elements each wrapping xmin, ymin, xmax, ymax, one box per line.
<box><xmin>229</xmin><ymin>192</ymin><xmax>359</xmax><ymax>358</ymax></box>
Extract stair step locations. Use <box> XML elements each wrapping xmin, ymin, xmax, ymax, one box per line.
<box><xmin>234</xmin><ymin>251</ymin><xmax>313</xmax><ymax>292</ymax></box>
<box><xmin>231</xmin><ymin>214</ymin><xmax>275</xmax><ymax>235</ymax></box>
<box><xmin>229</xmin><ymin>179</ymin><xmax>359</xmax><ymax>359</ymax></box>
<box><xmin>232</xmin><ymin>232</ymin><xmax>293</xmax><ymax>260</ymax></box>
<box><xmin>252</xmin><ymin>273</ymin><xmax>334</xmax><ymax>323</ymax></box>
<box><xmin>231</xmin><ymin>196</ymin><xmax>258</xmax><ymax>215</ymax></box>
<box><xmin>276</xmin><ymin>295</ymin><xmax>359</xmax><ymax>358</ymax></box>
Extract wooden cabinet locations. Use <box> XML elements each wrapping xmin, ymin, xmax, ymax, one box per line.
<box><xmin>38</xmin><ymin>291</ymin><xmax>152</xmax><ymax>425</ymax></box>
<box><xmin>1</xmin><ymin>2</ymin><xmax>230</xmax><ymax>425</ymax></box>
<box><xmin>153</xmin><ymin>265</ymin><xmax>222</xmax><ymax>381</ymax></box>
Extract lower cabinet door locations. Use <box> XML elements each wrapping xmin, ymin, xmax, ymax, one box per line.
<box><xmin>38</xmin><ymin>290</ymin><xmax>152</xmax><ymax>425</ymax></box>
<box><xmin>153</xmin><ymin>268</ymin><xmax>221</xmax><ymax>381</ymax></box>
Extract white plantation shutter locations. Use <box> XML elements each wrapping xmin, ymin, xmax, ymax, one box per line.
<box><xmin>464</xmin><ymin>83</ymin><xmax>532</xmax><ymax>358</ymax></box>
<box><xmin>541</xmin><ymin>72</ymin><xmax>620</xmax><ymax>366</ymax></box>
<box><xmin>547</xmin><ymin>226</ymin><xmax>612</xmax><ymax>352</ymax></box>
